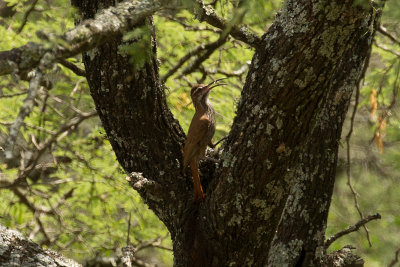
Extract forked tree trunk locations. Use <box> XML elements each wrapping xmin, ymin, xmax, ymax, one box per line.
<box><xmin>71</xmin><ymin>0</ymin><xmax>384</xmax><ymax>266</ymax></box>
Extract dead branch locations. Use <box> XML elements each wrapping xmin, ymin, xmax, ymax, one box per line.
<box><xmin>325</xmin><ymin>213</ymin><xmax>381</xmax><ymax>248</ymax></box>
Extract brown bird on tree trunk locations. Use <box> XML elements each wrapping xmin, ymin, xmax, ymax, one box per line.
<box><xmin>183</xmin><ymin>78</ymin><xmax>227</xmax><ymax>202</ymax></box>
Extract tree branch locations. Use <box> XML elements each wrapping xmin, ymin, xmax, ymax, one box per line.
<box><xmin>0</xmin><ymin>0</ymin><xmax>164</xmax><ymax>76</ymax></box>
<box><xmin>389</xmin><ymin>248</ymin><xmax>400</xmax><ymax>267</ymax></box>
<box><xmin>0</xmin><ymin>224</ymin><xmax>81</xmax><ymax>267</ymax></box>
<box><xmin>193</xmin><ymin>0</ymin><xmax>261</xmax><ymax>48</ymax></box>
<box><xmin>161</xmin><ymin>41</ymin><xmax>217</xmax><ymax>83</ymax></box>
<box><xmin>378</xmin><ymin>25</ymin><xmax>400</xmax><ymax>45</ymax></box>
<box><xmin>374</xmin><ymin>41</ymin><xmax>400</xmax><ymax>57</ymax></box>
<box><xmin>1</xmin><ymin>110</ymin><xmax>97</xmax><ymax>189</ymax></box>
<box><xmin>58</xmin><ymin>58</ymin><xmax>86</xmax><ymax>76</ymax></box>
<box><xmin>180</xmin><ymin>33</ymin><xmax>229</xmax><ymax>76</ymax></box>
<box><xmin>0</xmin><ymin>91</ymin><xmax>28</xmax><ymax>98</ymax></box>
<box><xmin>16</xmin><ymin>0</ymin><xmax>39</xmax><ymax>34</ymax></box>
<box><xmin>201</xmin><ymin>63</ymin><xmax>249</xmax><ymax>77</ymax></box>
<box><xmin>165</xmin><ymin>15</ymin><xmax>221</xmax><ymax>33</ymax></box>
<box><xmin>325</xmin><ymin>213</ymin><xmax>381</xmax><ymax>248</ymax></box>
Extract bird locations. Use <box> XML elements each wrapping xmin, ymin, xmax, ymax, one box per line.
<box><xmin>183</xmin><ymin>78</ymin><xmax>227</xmax><ymax>202</ymax></box>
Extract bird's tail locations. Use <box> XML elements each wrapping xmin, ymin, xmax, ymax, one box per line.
<box><xmin>190</xmin><ymin>160</ymin><xmax>205</xmax><ymax>202</ymax></box>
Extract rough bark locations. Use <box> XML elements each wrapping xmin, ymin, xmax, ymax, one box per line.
<box><xmin>325</xmin><ymin>247</ymin><xmax>364</xmax><ymax>267</ymax></box>
<box><xmin>203</xmin><ymin>1</ymin><xmax>383</xmax><ymax>265</ymax></box>
<box><xmin>0</xmin><ymin>224</ymin><xmax>81</xmax><ymax>267</ymax></box>
<box><xmin>69</xmin><ymin>0</ymin><xmax>191</xmax><ymax>256</ymax></box>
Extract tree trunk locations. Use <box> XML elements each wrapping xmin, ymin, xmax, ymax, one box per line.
<box><xmin>71</xmin><ymin>0</ymin><xmax>384</xmax><ymax>266</ymax></box>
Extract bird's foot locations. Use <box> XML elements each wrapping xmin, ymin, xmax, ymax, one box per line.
<box><xmin>209</xmin><ymin>136</ymin><xmax>228</xmax><ymax>149</ymax></box>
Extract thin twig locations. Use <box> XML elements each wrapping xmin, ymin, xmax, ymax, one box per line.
<box><xmin>70</xmin><ymin>78</ymin><xmax>86</xmax><ymax>97</ymax></box>
<box><xmin>374</xmin><ymin>41</ymin><xmax>400</xmax><ymax>57</ymax></box>
<box><xmin>202</xmin><ymin>63</ymin><xmax>249</xmax><ymax>77</ymax></box>
<box><xmin>134</xmin><ymin>235</ymin><xmax>172</xmax><ymax>252</ymax></box>
<box><xmin>389</xmin><ymin>248</ymin><xmax>400</xmax><ymax>267</ymax></box>
<box><xmin>1</xmin><ymin>110</ymin><xmax>97</xmax><ymax>189</ymax></box>
<box><xmin>345</xmin><ymin>57</ymin><xmax>373</xmax><ymax>247</ymax></box>
<box><xmin>58</xmin><ymin>58</ymin><xmax>86</xmax><ymax>77</ymax></box>
<box><xmin>21</xmin><ymin>110</ymin><xmax>97</xmax><ymax>174</ymax></box>
<box><xmin>180</xmin><ymin>34</ymin><xmax>229</xmax><ymax>77</ymax></box>
<box><xmin>52</xmin><ymin>188</ymin><xmax>75</xmax><ymax>210</ymax></box>
<box><xmin>378</xmin><ymin>25</ymin><xmax>400</xmax><ymax>46</ymax></box>
<box><xmin>163</xmin><ymin>15</ymin><xmax>221</xmax><ymax>33</ymax></box>
<box><xmin>11</xmin><ymin>187</ymin><xmax>51</xmax><ymax>214</ymax></box>
<box><xmin>50</xmin><ymin>95</ymin><xmax>86</xmax><ymax>116</ymax></box>
<box><xmin>16</xmin><ymin>0</ymin><xmax>39</xmax><ymax>34</ymax></box>
<box><xmin>325</xmin><ymin>213</ymin><xmax>381</xmax><ymax>248</ymax></box>
<box><xmin>0</xmin><ymin>121</ymin><xmax>55</xmax><ymax>134</ymax></box>
<box><xmin>44</xmin><ymin>102</ymin><xmax>66</xmax><ymax>118</ymax></box>
<box><xmin>0</xmin><ymin>91</ymin><xmax>28</xmax><ymax>98</ymax></box>
<box><xmin>161</xmin><ymin>39</ymin><xmax>225</xmax><ymax>83</ymax></box>
<box><xmin>127</xmin><ymin>212</ymin><xmax>131</xmax><ymax>246</ymax></box>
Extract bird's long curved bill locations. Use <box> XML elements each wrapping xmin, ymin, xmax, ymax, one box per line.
<box><xmin>209</xmin><ymin>83</ymin><xmax>227</xmax><ymax>90</ymax></box>
<box><xmin>206</xmin><ymin>78</ymin><xmax>228</xmax><ymax>88</ymax></box>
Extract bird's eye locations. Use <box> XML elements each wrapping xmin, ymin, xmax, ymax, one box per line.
<box><xmin>194</xmin><ymin>87</ymin><xmax>203</xmax><ymax>94</ymax></box>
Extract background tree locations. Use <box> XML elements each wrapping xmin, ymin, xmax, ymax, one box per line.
<box><xmin>0</xmin><ymin>0</ymin><xmax>399</xmax><ymax>266</ymax></box>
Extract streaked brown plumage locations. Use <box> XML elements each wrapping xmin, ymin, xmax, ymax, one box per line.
<box><xmin>183</xmin><ymin>79</ymin><xmax>226</xmax><ymax>202</ymax></box>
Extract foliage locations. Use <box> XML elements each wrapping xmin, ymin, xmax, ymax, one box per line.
<box><xmin>120</xmin><ymin>25</ymin><xmax>153</xmax><ymax>71</ymax></box>
<box><xmin>0</xmin><ymin>0</ymin><xmax>399</xmax><ymax>266</ymax></box>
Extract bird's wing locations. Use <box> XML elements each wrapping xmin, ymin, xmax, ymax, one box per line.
<box><xmin>183</xmin><ymin>115</ymin><xmax>210</xmax><ymax>167</ymax></box>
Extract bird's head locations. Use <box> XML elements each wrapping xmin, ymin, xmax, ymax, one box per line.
<box><xmin>190</xmin><ymin>78</ymin><xmax>227</xmax><ymax>105</ymax></box>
